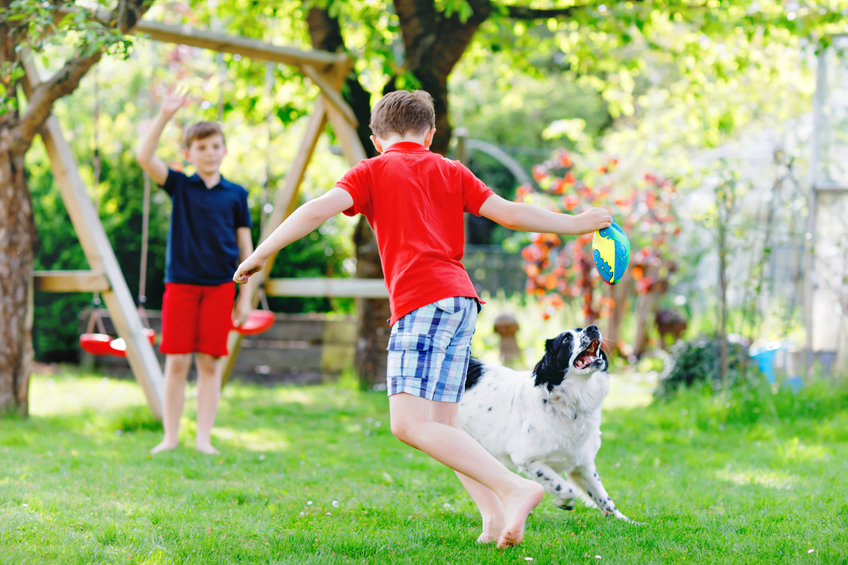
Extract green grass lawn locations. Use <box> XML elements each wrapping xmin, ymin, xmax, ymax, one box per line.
<box><xmin>1</xmin><ymin>366</ymin><xmax>846</xmax><ymax>564</ymax></box>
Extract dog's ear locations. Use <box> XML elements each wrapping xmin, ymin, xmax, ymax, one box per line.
<box><xmin>535</xmin><ymin>334</ymin><xmax>570</xmax><ymax>390</ymax></box>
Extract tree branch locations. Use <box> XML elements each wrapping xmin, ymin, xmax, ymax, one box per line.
<box><xmin>304</xmin><ymin>3</ymin><xmax>377</xmax><ymax>157</ymax></box>
<box><xmin>503</xmin><ymin>3</ymin><xmax>584</xmax><ymax>20</ymax></box>
<box><xmin>18</xmin><ymin>0</ymin><xmax>152</xmax><ymax>149</ymax></box>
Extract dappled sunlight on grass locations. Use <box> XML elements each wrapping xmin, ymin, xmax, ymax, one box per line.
<box><xmin>777</xmin><ymin>437</ymin><xmax>832</xmax><ymax>464</ymax></box>
<box><xmin>259</xmin><ymin>387</ymin><xmax>323</xmax><ymax>407</ymax></box>
<box><xmin>216</xmin><ymin>426</ymin><xmax>292</xmax><ymax>452</ymax></box>
<box><xmin>30</xmin><ymin>370</ymin><xmax>147</xmax><ymax>417</ymax></box>
<box><xmin>715</xmin><ymin>467</ymin><xmax>798</xmax><ymax>490</ymax></box>
<box><xmin>224</xmin><ymin>383</ymin><xmax>349</xmax><ymax>410</ymax></box>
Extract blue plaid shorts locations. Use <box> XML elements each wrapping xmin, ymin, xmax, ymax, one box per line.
<box><xmin>386</xmin><ymin>297</ymin><xmax>478</xmax><ymax>403</ymax></box>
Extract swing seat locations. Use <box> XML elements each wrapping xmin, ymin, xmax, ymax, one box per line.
<box><xmin>80</xmin><ymin>329</ymin><xmax>156</xmax><ymax>358</ymax></box>
<box><xmin>233</xmin><ymin>310</ymin><xmax>275</xmax><ymax>335</ymax></box>
<box><xmin>79</xmin><ymin>333</ymin><xmax>114</xmax><ymax>356</ymax></box>
<box><xmin>108</xmin><ymin>328</ymin><xmax>157</xmax><ymax>357</ymax></box>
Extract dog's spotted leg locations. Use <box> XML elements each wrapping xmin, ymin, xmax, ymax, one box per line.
<box><xmin>570</xmin><ymin>464</ymin><xmax>631</xmax><ymax>522</ymax></box>
<box><xmin>517</xmin><ymin>460</ymin><xmax>581</xmax><ymax>511</ymax></box>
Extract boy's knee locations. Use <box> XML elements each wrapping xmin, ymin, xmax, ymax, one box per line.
<box><xmin>165</xmin><ymin>354</ymin><xmax>192</xmax><ymax>375</ymax></box>
<box><xmin>390</xmin><ymin>417</ymin><xmax>415</xmax><ymax>445</ymax></box>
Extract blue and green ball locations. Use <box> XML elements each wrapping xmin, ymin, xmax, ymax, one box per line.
<box><xmin>592</xmin><ymin>219</ymin><xmax>631</xmax><ymax>285</ymax></box>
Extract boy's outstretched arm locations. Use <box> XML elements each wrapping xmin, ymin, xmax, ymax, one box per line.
<box><xmin>233</xmin><ymin>187</ymin><xmax>354</xmax><ymax>284</ymax></box>
<box><xmin>478</xmin><ymin>193</ymin><xmax>611</xmax><ymax>235</ymax></box>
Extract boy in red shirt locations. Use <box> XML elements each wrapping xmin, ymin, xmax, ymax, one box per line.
<box><xmin>234</xmin><ymin>90</ymin><xmax>611</xmax><ymax>547</ymax></box>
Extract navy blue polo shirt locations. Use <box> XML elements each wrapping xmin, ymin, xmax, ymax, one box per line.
<box><xmin>160</xmin><ymin>169</ymin><xmax>252</xmax><ymax>285</ymax></box>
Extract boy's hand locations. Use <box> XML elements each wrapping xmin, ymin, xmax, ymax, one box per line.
<box><xmin>576</xmin><ymin>207</ymin><xmax>613</xmax><ymax>234</ymax></box>
<box><xmin>159</xmin><ymin>88</ymin><xmax>189</xmax><ymax>119</ymax></box>
<box><xmin>232</xmin><ymin>297</ymin><xmax>252</xmax><ymax>327</ymax></box>
<box><xmin>233</xmin><ymin>255</ymin><xmax>265</xmax><ymax>284</ymax></box>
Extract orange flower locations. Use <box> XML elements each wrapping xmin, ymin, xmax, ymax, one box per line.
<box><xmin>532</xmin><ymin>165</ymin><xmax>548</xmax><ymax>182</ymax></box>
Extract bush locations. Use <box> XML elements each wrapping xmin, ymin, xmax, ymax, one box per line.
<box><xmin>655</xmin><ymin>334</ymin><xmax>763</xmax><ymax>399</ymax></box>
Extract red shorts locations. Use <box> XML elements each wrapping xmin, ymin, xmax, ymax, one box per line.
<box><xmin>160</xmin><ymin>282</ymin><xmax>235</xmax><ymax>357</ymax></box>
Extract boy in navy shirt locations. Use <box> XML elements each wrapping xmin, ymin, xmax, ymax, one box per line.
<box><xmin>137</xmin><ymin>90</ymin><xmax>254</xmax><ymax>455</ymax></box>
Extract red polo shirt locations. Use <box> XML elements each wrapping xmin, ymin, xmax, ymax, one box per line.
<box><xmin>336</xmin><ymin>142</ymin><xmax>494</xmax><ymax>325</ymax></box>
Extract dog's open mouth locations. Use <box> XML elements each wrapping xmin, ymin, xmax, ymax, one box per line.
<box><xmin>573</xmin><ymin>339</ymin><xmax>601</xmax><ymax>369</ymax></box>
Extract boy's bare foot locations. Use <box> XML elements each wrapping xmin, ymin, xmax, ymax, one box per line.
<box><xmin>150</xmin><ymin>441</ymin><xmax>178</xmax><ymax>455</ymax></box>
<box><xmin>476</xmin><ymin>532</ymin><xmax>498</xmax><ymax>544</ymax></box>
<box><xmin>476</xmin><ymin>517</ymin><xmax>504</xmax><ymax>544</ymax></box>
<box><xmin>195</xmin><ymin>443</ymin><xmax>220</xmax><ymax>455</ymax></box>
<box><xmin>496</xmin><ymin>480</ymin><xmax>545</xmax><ymax>549</ymax></box>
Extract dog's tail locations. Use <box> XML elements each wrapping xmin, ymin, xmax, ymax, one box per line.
<box><xmin>465</xmin><ymin>357</ymin><xmax>485</xmax><ymax>390</ymax></box>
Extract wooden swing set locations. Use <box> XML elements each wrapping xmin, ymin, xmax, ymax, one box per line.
<box><xmin>28</xmin><ymin>18</ymin><xmax>387</xmax><ymax>420</ymax></box>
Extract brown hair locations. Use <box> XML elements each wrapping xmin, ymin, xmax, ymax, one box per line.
<box><xmin>369</xmin><ymin>90</ymin><xmax>435</xmax><ymax>138</ymax></box>
<box><xmin>183</xmin><ymin>121</ymin><xmax>225</xmax><ymax>149</ymax></box>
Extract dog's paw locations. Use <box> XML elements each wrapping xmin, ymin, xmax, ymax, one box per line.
<box><xmin>626</xmin><ymin>517</ymin><xmax>647</xmax><ymax>526</ymax></box>
<box><xmin>557</xmin><ymin>503</ymin><xmax>575</xmax><ymax>511</ymax></box>
<box><xmin>610</xmin><ymin>511</ymin><xmax>643</xmax><ymax>525</ymax></box>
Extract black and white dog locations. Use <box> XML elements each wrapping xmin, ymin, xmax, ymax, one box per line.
<box><xmin>459</xmin><ymin>325</ymin><xmax>631</xmax><ymax>521</ymax></box>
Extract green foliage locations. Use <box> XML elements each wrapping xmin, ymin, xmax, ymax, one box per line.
<box><xmin>655</xmin><ymin>335</ymin><xmax>760</xmax><ymax>399</ymax></box>
<box><xmin>2</xmin><ymin>1</ymin><xmax>135</xmax><ymax>114</ymax></box>
<box><xmin>649</xmin><ymin>371</ymin><xmax>848</xmax><ymax>436</ymax></box>
<box><xmin>1</xmin><ymin>368</ymin><xmax>846</xmax><ymax>563</ymax></box>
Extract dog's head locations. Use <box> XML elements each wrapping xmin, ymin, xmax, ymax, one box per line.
<box><xmin>533</xmin><ymin>325</ymin><xmax>608</xmax><ymax>391</ymax></box>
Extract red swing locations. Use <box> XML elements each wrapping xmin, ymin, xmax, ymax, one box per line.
<box><xmin>79</xmin><ymin>301</ymin><xmax>157</xmax><ymax>357</ymax></box>
<box><xmin>106</xmin><ymin>328</ymin><xmax>157</xmax><ymax>357</ymax></box>
<box><xmin>232</xmin><ymin>288</ymin><xmax>275</xmax><ymax>335</ymax></box>
<box><xmin>79</xmin><ymin>167</ymin><xmax>159</xmax><ymax>357</ymax></box>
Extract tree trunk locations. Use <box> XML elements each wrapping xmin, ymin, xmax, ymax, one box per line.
<box><xmin>0</xmin><ymin>0</ymin><xmax>152</xmax><ymax>415</ymax></box>
<box><xmin>0</xmin><ymin>136</ymin><xmax>36</xmax><ymax>416</ymax></box>
<box><xmin>393</xmin><ymin>0</ymin><xmax>491</xmax><ymax>155</ymax></box>
<box><xmin>353</xmin><ymin>219</ymin><xmax>391</xmax><ymax>388</ymax></box>
<box><xmin>305</xmin><ymin>5</ymin><xmax>391</xmax><ymax>388</ymax></box>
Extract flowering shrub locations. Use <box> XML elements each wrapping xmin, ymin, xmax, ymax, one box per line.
<box><xmin>518</xmin><ymin>150</ymin><xmax>681</xmax><ymax>332</ymax></box>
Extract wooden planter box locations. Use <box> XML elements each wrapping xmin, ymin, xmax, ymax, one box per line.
<box><xmin>79</xmin><ymin>309</ymin><xmax>356</xmax><ymax>385</ymax></box>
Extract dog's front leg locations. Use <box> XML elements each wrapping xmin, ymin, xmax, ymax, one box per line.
<box><xmin>570</xmin><ymin>464</ymin><xmax>631</xmax><ymax>521</ymax></box>
<box><xmin>517</xmin><ymin>460</ymin><xmax>581</xmax><ymax>511</ymax></box>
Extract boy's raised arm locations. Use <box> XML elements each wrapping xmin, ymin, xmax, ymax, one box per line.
<box><xmin>135</xmin><ymin>90</ymin><xmax>188</xmax><ymax>186</ymax></box>
<box><xmin>234</xmin><ymin>187</ymin><xmax>354</xmax><ymax>284</ymax></box>
<box><xmin>478</xmin><ymin>193</ymin><xmax>611</xmax><ymax>236</ymax></box>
